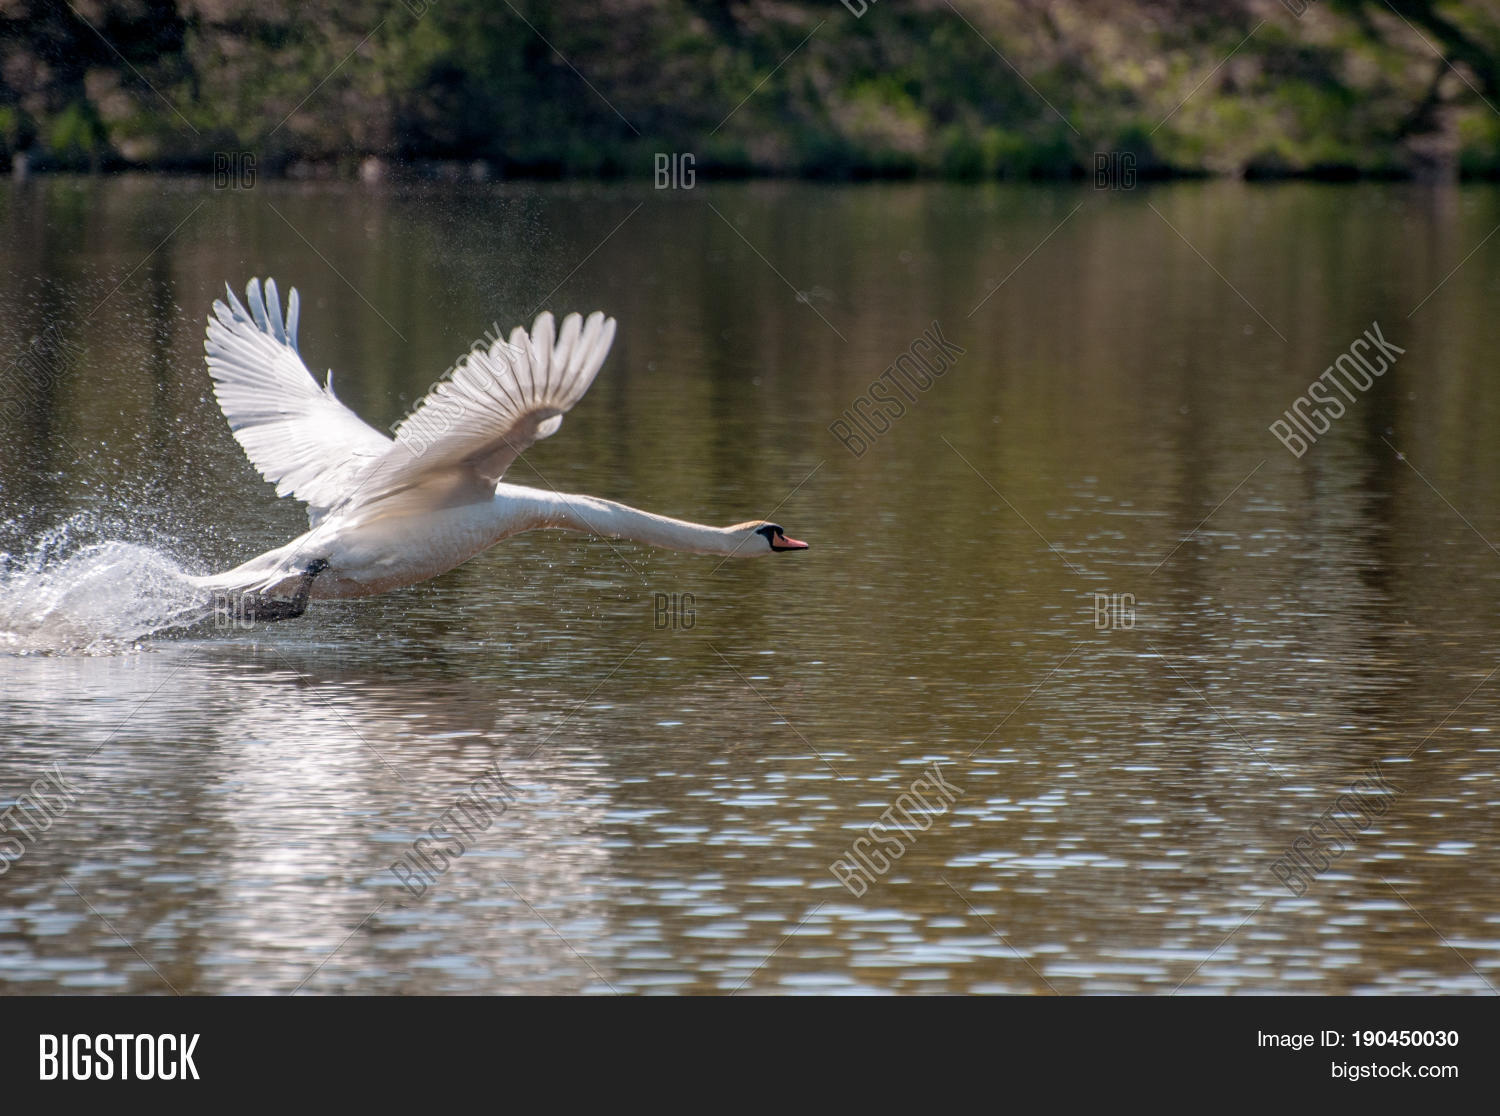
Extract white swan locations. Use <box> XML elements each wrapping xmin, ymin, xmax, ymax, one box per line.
<box><xmin>189</xmin><ymin>279</ymin><xmax>808</xmax><ymax>620</ymax></box>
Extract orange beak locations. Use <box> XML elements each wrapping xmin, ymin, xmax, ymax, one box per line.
<box><xmin>772</xmin><ymin>530</ymin><xmax>809</xmax><ymax>551</ymax></box>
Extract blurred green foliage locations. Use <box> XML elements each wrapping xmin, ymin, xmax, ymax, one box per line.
<box><xmin>1</xmin><ymin>0</ymin><xmax>1498</xmax><ymax>178</ymax></box>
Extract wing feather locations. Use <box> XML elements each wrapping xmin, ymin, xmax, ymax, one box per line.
<box><xmin>204</xmin><ymin>278</ymin><xmax>392</xmax><ymax>524</ymax></box>
<box><xmin>340</xmin><ymin>309</ymin><xmax>617</xmax><ymax>510</ymax></box>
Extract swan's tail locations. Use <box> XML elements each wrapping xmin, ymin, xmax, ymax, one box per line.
<box><xmin>186</xmin><ymin>539</ymin><xmax>307</xmax><ymax>598</ymax></box>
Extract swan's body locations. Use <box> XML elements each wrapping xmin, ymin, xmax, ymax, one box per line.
<box><xmin>189</xmin><ymin>279</ymin><xmax>806</xmax><ymax>613</ymax></box>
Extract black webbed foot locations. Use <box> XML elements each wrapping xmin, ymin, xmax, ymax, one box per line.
<box><xmin>226</xmin><ymin>559</ymin><xmax>330</xmax><ymax>624</ymax></box>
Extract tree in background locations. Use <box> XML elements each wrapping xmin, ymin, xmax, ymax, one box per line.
<box><xmin>1</xmin><ymin>0</ymin><xmax>1497</xmax><ymax>179</ymax></box>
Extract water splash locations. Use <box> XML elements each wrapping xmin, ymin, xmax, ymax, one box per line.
<box><xmin>0</xmin><ymin>516</ymin><xmax>210</xmax><ymax>655</ymax></box>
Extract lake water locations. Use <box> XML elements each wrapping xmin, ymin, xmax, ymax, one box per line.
<box><xmin>1</xmin><ymin>175</ymin><xmax>1498</xmax><ymax>993</ymax></box>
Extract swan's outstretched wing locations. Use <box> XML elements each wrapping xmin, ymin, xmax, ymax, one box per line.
<box><xmin>205</xmin><ymin>278</ymin><xmax>392</xmax><ymax>523</ymax></box>
<box><xmin>343</xmin><ymin>309</ymin><xmax>616</xmax><ymax>509</ymax></box>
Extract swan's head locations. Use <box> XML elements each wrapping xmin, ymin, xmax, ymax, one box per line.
<box><xmin>746</xmin><ymin>521</ymin><xmax>808</xmax><ymax>555</ymax></box>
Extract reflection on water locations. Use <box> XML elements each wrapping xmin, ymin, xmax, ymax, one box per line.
<box><xmin>2</xmin><ymin>177</ymin><xmax>1500</xmax><ymax>992</ymax></box>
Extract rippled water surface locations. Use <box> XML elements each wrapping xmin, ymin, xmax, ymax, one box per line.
<box><xmin>2</xmin><ymin>176</ymin><xmax>1499</xmax><ymax>993</ymax></box>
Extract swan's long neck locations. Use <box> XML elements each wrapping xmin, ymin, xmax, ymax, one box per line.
<box><xmin>504</xmin><ymin>485</ymin><xmax>755</xmax><ymax>557</ymax></box>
